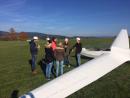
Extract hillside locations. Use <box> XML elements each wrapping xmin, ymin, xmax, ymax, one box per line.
<box><xmin>0</xmin><ymin>31</ymin><xmax>68</xmax><ymax>39</ymax></box>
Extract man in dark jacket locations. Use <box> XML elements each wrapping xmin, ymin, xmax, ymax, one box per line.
<box><xmin>71</xmin><ymin>37</ymin><xmax>82</xmax><ymax>66</ymax></box>
<box><xmin>30</xmin><ymin>36</ymin><xmax>40</xmax><ymax>74</ymax></box>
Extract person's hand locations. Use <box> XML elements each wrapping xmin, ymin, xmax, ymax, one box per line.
<box><xmin>37</xmin><ymin>45</ymin><xmax>40</xmax><ymax>49</ymax></box>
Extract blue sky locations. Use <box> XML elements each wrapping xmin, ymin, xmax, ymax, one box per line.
<box><xmin>0</xmin><ymin>0</ymin><xmax>130</xmax><ymax>36</ymax></box>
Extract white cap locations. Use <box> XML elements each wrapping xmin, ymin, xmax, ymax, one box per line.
<box><xmin>46</xmin><ymin>37</ymin><xmax>50</xmax><ymax>41</ymax></box>
<box><xmin>33</xmin><ymin>36</ymin><xmax>38</xmax><ymax>40</ymax></box>
<box><xmin>76</xmin><ymin>37</ymin><xmax>80</xmax><ymax>41</ymax></box>
<box><xmin>65</xmin><ymin>38</ymin><xmax>68</xmax><ymax>41</ymax></box>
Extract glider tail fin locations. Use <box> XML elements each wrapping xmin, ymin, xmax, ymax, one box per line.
<box><xmin>110</xmin><ymin>29</ymin><xmax>130</xmax><ymax>61</ymax></box>
<box><xmin>111</xmin><ymin>29</ymin><xmax>129</xmax><ymax>50</ymax></box>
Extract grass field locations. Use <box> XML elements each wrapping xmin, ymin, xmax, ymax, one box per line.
<box><xmin>0</xmin><ymin>38</ymin><xmax>130</xmax><ymax>98</ymax></box>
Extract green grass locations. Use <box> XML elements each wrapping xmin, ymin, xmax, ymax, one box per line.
<box><xmin>0</xmin><ymin>38</ymin><xmax>130</xmax><ymax>98</ymax></box>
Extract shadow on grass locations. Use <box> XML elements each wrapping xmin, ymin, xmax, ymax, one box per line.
<box><xmin>28</xmin><ymin>59</ymin><xmax>33</xmax><ymax>71</ymax></box>
<box><xmin>38</xmin><ymin>59</ymin><xmax>56</xmax><ymax>78</ymax></box>
<box><xmin>71</xmin><ymin>55</ymin><xmax>92</xmax><ymax>61</ymax></box>
<box><xmin>10</xmin><ymin>90</ymin><xmax>19</xmax><ymax>98</ymax></box>
<box><xmin>81</xmin><ymin>55</ymin><xmax>93</xmax><ymax>60</ymax></box>
<box><xmin>38</xmin><ymin>59</ymin><xmax>46</xmax><ymax>77</ymax></box>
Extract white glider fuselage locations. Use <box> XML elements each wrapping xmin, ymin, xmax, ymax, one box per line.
<box><xmin>20</xmin><ymin>29</ymin><xmax>130</xmax><ymax>98</ymax></box>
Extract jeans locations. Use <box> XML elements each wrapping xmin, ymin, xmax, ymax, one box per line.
<box><xmin>64</xmin><ymin>56</ymin><xmax>69</xmax><ymax>65</ymax></box>
<box><xmin>31</xmin><ymin>54</ymin><xmax>37</xmax><ymax>71</ymax></box>
<box><xmin>51</xmin><ymin>60</ymin><xmax>55</xmax><ymax>76</ymax></box>
<box><xmin>76</xmin><ymin>53</ymin><xmax>81</xmax><ymax>66</ymax></box>
<box><xmin>46</xmin><ymin>62</ymin><xmax>53</xmax><ymax>79</ymax></box>
<box><xmin>56</xmin><ymin>60</ymin><xmax>64</xmax><ymax>77</ymax></box>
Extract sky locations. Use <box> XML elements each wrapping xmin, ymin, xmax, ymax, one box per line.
<box><xmin>0</xmin><ymin>0</ymin><xmax>130</xmax><ymax>36</ymax></box>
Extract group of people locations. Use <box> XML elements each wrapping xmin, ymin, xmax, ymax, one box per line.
<box><xmin>29</xmin><ymin>36</ymin><xmax>82</xmax><ymax>80</ymax></box>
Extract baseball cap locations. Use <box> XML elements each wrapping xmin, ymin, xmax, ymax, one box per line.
<box><xmin>65</xmin><ymin>38</ymin><xmax>69</xmax><ymax>41</ymax></box>
<box><xmin>46</xmin><ymin>37</ymin><xmax>50</xmax><ymax>41</ymax></box>
<box><xmin>33</xmin><ymin>36</ymin><xmax>38</xmax><ymax>40</ymax></box>
<box><xmin>76</xmin><ymin>37</ymin><xmax>80</xmax><ymax>41</ymax></box>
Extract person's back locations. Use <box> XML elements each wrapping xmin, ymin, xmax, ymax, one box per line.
<box><xmin>74</xmin><ymin>43</ymin><xmax>82</xmax><ymax>54</ymax></box>
<box><xmin>54</xmin><ymin>47</ymin><xmax>65</xmax><ymax>61</ymax></box>
<box><xmin>30</xmin><ymin>40</ymin><xmax>38</xmax><ymax>55</ymax></box>
<box><xmin>45</xmin><ymin>47</ymin><xmax>54</xmax><ymax>64</ymax></box>
<box><xmin>54</xmin><ymin>42</ymin><xmax>65</xmax><ymax>77</ymax></box>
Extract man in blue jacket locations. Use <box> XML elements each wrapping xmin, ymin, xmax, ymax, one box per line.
<box><xmin>30</xmin><ymin>36</ymin><xmax>40</xmax><ymax>74</ymax></box>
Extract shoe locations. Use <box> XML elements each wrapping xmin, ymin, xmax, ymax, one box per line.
<box><xmin>47</xmin><ymin>78</ymin><xmax>51</xmax><ymax>80</ymax></box>
<box><xmin>32</xmin><ymin>70</ymin><xmax>37</xmax><ymax>75</ymax></box>
<box><xmin>68</xmin><ymin>65</ymin><xmax>71</xmax><ymax>68</ymax></box>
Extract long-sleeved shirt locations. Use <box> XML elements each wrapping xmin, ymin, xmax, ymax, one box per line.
<box><xmin>71</xmin><ymin>43</ymin><xmax>82</xmax><ymax>54</ymax></box>
<box><xmin>30</xmin><ymin>40</ymin><xmax>38</xmax><ymax>55</ymax></box>
<box><xmin>45</xmin><ymin>47</ymin><xmax>54</xmax><ymax>64</ymax></box>
<box><xmin>54</xmin><ymin>47</ymin><xmax>65</xmax><ymax>61</ymax></box>
<box><xmin>63</xmin><ymin>42</ymin><xmax>70</xmax><ymax>56</ymax></box>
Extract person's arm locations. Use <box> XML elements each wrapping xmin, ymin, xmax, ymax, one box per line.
<box><xmin>37</xmin><ymin>44</ymin><xmax>40</xmax><ymax>49</ymax></box>
<box><xmin>79</xmin><ymin>43</ymin><xmax>82</xmax><ymax>53</ymax></box>
<box><xmin>69</xmin><ymin>44</ymin><xmax>76</xmax><ymax>54</ymax></box>
<box><xmin>63</xmin><ymin>48</ymin><xmax>65</xmax><ymax>58</ymax></box>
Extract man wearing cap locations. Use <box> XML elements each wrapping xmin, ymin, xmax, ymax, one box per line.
<box><xmin>71</xmin><ymin>37</ymin><xmax>82</xmax><ymax>66</ymax></box>
<box><xmin>29</xmin><ymin>36</ymin><xmax>40</xmax><ymax>74</ymax></box>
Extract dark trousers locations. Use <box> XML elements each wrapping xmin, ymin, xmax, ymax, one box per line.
<box><xmin>75</xmin><ymin>53</ymin><xmax>81</xmax><ymax>66</ymax></box>
<box><xmin>64</xmin><ymin>56</ymin><xmax>69</xmax><ymax>65</ymax></box>
<box><xmin>31</xmin><ymin>54</ymin><xmax>37</xmax><ymax>71</ymax></box>
<box><xmin>51</xmin><ymin>60</ymin><xmax>56</xmax><ymax>76</ymax></box>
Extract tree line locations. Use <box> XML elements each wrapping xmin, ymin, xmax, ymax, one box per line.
<box><xmin>0</xmin><ymin>28</ymin><xmax>28</xmax><ymax>41</ymax></box>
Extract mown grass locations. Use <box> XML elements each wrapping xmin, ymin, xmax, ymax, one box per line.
<box><xmin>0</xmin><ymin>38</ymin><xmax>130</xmax><ymax>98</ymax></box>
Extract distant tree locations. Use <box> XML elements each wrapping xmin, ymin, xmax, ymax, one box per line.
<box><xmin>19</xmin><ymin>32</ymin><xmax>28</xmax><ymax>41</ymax></box>
<box><xmin>8</xmin><ymin>28</ymin><xmax>17</xmax><ymax>40</ymax></box>
<box><xmin>9</xmin><ymin>28</ymin><xmax>15</xmax><ymax>33</ymax></box>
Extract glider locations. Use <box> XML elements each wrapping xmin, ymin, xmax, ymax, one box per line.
<box><xmin>20</xmin><ymin>29</ymin><xmax>130</xmax><ymax>98</ymax></box>
<box><xmin>81</xmin><ymin>48</ymin><xmax>109</xmax><ymax>58</ymax></box>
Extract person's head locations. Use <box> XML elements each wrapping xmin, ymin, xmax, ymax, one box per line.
<box><xmin>76</xmin><ymin>37</ymin><xmax>80</xmax><ymax>43</ymax></box>
<box><xmin>52</xmin><ymin>37</ymin><xmax>57</xmax><ymax>42</ymax></box>
<box><xmin>58</xmin><ymin>42</ymin><xmax>63</xmax><ymax>48</ymax></box>
<box><xmin>46</xmin><ymin>37</ymin><xmax>50</xmax><ymax>41</ymax></box>
<box><xmin>46</xmin><ymin>37</ymin><xmax>51</xmax><ymax>43</ymax></box>
<box><xmin>64</xmin><ymin>38</ymin><xmax>69</xmax><ymax>43</ymax></box>
<box><xmin>48</xmin><ymin>40</ymin><xmax>52</xmax><ymax>44</ymax></box>
<box><xmin>33</xmin><ymin>36</ymin><xmax>38</xmax><ymax>42</ymax></box>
